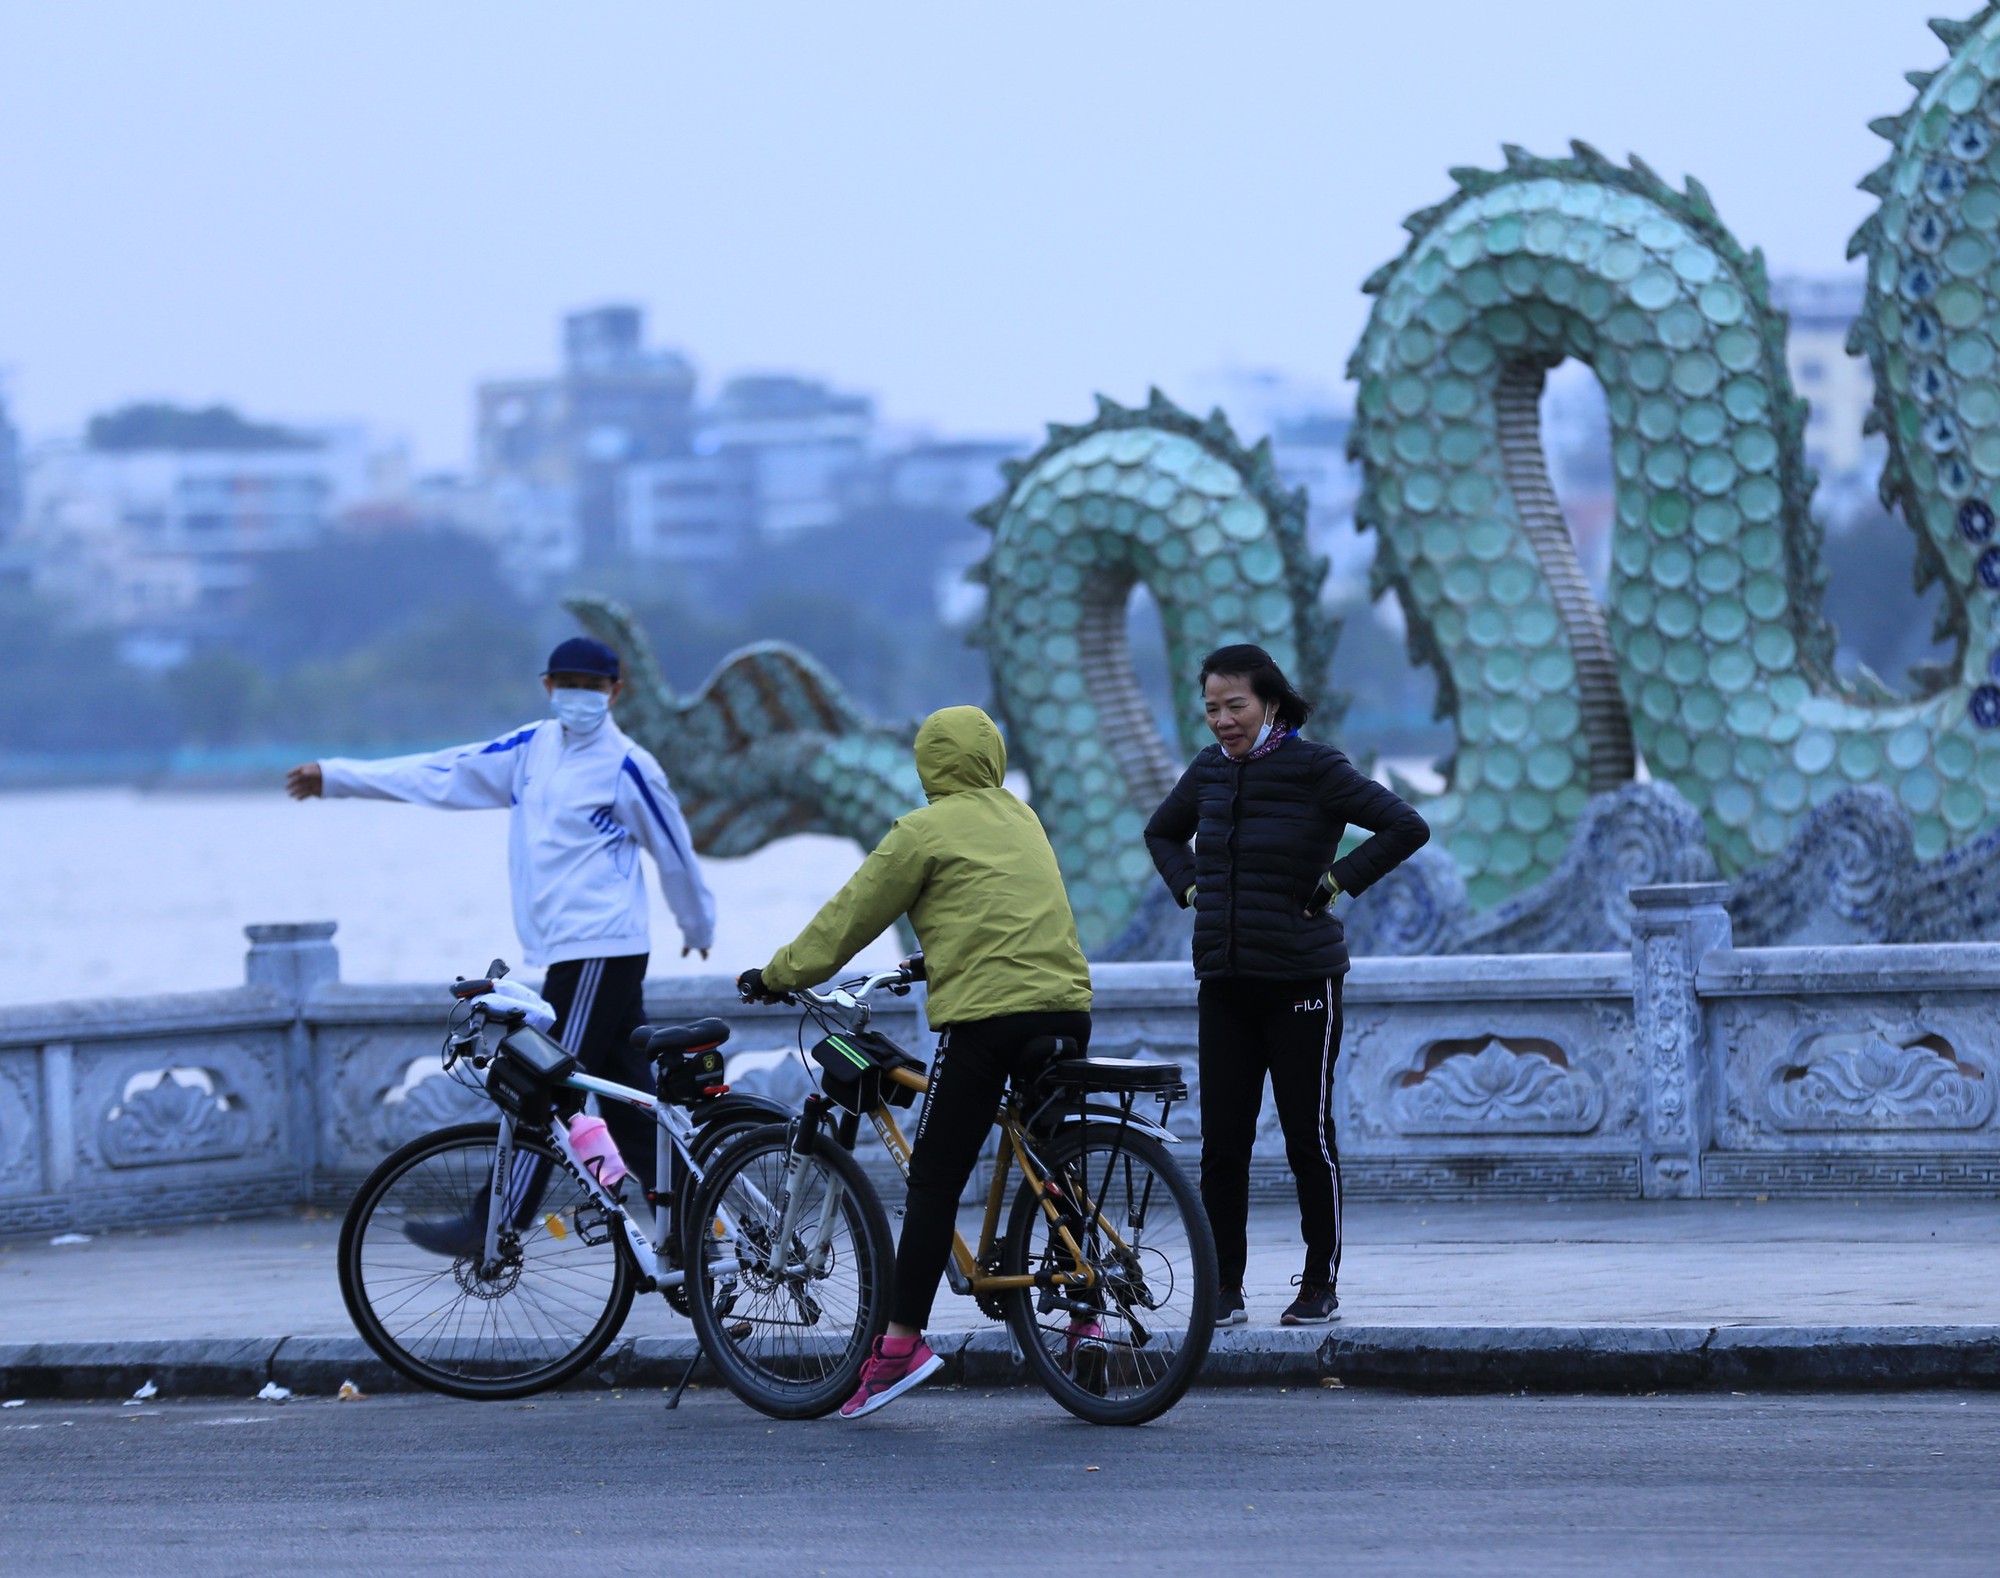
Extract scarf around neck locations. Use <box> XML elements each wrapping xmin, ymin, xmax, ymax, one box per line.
<box><xmin>1241</xmin><ymin>724</ymin><xmax>1295</xmax><ymax>763</ymax></box>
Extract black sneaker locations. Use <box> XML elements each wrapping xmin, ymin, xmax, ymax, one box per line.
<box><xmin>402</xmin><ymin>1212</ymin><xmax>485</xmax><ymax>1259</ymax></box>
<box><xmin>1216</xmin><ymin>1285</ymin><xmax>1247</xmax><ymax>1326</ymax></box>
<box><xmin>1280</xmin><ymin>1276</ymin><xmax>1338</xmax><ymax>1325</ymax></box>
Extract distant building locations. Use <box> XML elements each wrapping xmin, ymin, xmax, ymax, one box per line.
<box><xmin>1773</xmin><ymin>274</ymin><xmax>1880</xmax><ymax>488</ymax></box>
<box><xmin>20</xmin><ymin>405</ymin><xmax>372</xmax><ymax>630</ymax></box>
<box><xmin>706</xmin><ymin>374</ymin><xmax>874</xmax><ymax>538</ymax></box>
<box><xmin>870</xmin><ymin>438</ymin><xmax>1023</xmax><ymax>518</ymax></box>
<box><xmin>620</xmin><ymin>372</ymin><xmax>877</xmax><ymax>564</ymax></box>
<box><xmin>475</xmin><ymin>305</ymin><xmax>698</xmax><ymax>580</ymax></box>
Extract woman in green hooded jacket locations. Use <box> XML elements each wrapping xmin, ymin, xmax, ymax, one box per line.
<box><xmin>738</xmin><ymin>705</ymin><xmax>1092</xmax><ymax>1418</ymax></box>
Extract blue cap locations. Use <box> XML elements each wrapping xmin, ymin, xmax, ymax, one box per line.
<box><xmin>543</xmin><ymin>636</ymin><xmax>621</xmax><ymax>680</ymax></box>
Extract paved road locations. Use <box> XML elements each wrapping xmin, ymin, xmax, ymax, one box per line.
<box><xmin>2</xmin><ymin>1388</ymin><xmax>1994</xmax><ymax>1575</ymax></box>
<box><xmin>11</xmin><ymin>1197</ymin><xmax>1999</xmax><ymax>1341</ymax></box>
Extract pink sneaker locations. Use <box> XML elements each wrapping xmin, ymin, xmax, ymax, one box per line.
<box><xmin>1066</xmin><ymin>1319</ymin><xmax>1108</xmax><ymax>1396</ymax></box>
<box><xmin>839</xmin><ymin>1334</ymin><xmax>943</xmax><ymax>1419</ymax></box>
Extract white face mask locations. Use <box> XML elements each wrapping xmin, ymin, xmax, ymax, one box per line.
<box><xmin>550</xmin><ymin>687</ymin><xmax>611</xmax><ymax>734</ymax></box>
<box><xmin>1248</xmin><ymin>708</ymin><xmax>1277</xmax><ymax>754</ymax></box>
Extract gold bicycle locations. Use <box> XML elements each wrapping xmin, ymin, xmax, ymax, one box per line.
<box><xmin>685</xmin><ymin>963</ymin><xmax>1217</xmax><ymax>1425</ymax></box>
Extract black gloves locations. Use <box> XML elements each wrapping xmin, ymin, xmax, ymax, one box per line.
<box><xmin>737</xmin><ymin>967</ymin><xmax>776</xmax><ymax>1004</ymax></box>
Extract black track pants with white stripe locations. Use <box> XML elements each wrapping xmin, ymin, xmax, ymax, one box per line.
<box><xmin>504</xmin><ymin>954</ymin><xmax>652</xmax><ymax>1218</ymax></box>
<box><xmin>1196</xmin><ymin>976</ymin><xmax>1344</xmax><ymax>1291</ymax></box>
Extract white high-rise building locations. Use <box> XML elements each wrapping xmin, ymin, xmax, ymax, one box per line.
<box><xmin>21</xmin><ymin>408</ymin><xmax>373</xmax><ymax>630</ymax></box>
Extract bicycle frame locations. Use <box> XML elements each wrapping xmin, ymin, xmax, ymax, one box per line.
<box><xmin>784</xmin><ymin>970</ymin><xmax>1153</xmax><ymax>1303</ymax></box>
<box><xmin>865</xmin><ymin>1067</ymin><xmax>1102</xmax><ymax>1298</ymax></box>
<box><xmin>459</xmin><ymin>1012</ymin><xmax>756</xmax><ymax>1293</ymax></box>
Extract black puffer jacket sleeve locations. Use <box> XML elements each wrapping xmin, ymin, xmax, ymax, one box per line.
<box><xmin>1321</xmin><ymin>752</ymin><xmax>1431</xmax><ymax>898</ymax></box>
<box><xmin>1143</xmin><ymin>761</ymin><xmax>1201</xmax><ymax>907</ymax></box>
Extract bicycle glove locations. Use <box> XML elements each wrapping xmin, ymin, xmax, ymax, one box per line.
<box><xmin>1303</xmin><ymin>871</ymin><xmax>1339</xmax><ymax>918</ymax></box>
<box><xmin>736</xmin><ymin>967</ymin><xmax>773</xmax><ymax>1004</ymax></box>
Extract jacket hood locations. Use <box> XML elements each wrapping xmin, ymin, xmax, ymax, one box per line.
<box><xmin>914</xmin><ymin>706</ymin><xmax>1007</xmax><ymax>799</ymax></box>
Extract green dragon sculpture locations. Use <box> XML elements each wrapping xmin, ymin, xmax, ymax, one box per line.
<box><xmin>1350</xmin><ymin>7</ymin><xmax>2000</xmax><ymax>907</ymax></box>
<box><xmin>576</xmin><ymin>8</ymin><xmax>2000</xmax><ymax>950</ymax></box>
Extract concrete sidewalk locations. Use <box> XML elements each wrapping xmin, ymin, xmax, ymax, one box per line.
<box><xmin>4</xmin><ymin>1199</ymin><xmax>1998</xmax><ymax>1396</ymax></box>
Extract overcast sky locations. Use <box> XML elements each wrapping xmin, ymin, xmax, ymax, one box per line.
<box><xmin>0</xmin><ymin>1</ymin><xmax>1955</xmax><ymax>469</ymax></box>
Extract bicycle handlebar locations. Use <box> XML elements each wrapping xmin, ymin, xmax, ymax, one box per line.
<box><xmin>787</xmin><ymin>964</ymin><xmax>917</xmax><ymax>1010</ymax></box>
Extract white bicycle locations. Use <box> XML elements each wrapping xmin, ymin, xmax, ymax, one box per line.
<box><xmin>336</xmin><ymin>961</ymin><xmax>811</xmax><ymax>1402</ymax></box>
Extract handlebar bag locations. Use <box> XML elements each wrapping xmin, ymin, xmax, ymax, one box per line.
<box><xmin>490</xmin><ymin>1025</ymin><xmax>578</xmax><ymax>1124</ymax></box>
<box><xmin>810</xmin><ymin>1029</ymin><xmax>923</xmax><ymax>1113</ymax></box>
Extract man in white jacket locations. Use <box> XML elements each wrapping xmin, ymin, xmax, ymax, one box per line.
<box><xmin>286</xmin><ymin>635</ymin><xmax>714</xmax><ymax>1248</ymax></box>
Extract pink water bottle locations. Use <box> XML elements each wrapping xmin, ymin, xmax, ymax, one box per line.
<box><xmin>567</xmin><ymin>1113</ymin><xmax>629</xmax><ymax>1189</ymax></box>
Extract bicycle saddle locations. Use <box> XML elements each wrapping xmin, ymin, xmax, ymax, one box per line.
<box><xmin>629</xmin><ymin>1018</ymin><xmax>731</xmax><ymax>1056</ymax></box>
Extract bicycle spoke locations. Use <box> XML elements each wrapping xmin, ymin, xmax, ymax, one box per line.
<box><xmin>1003</xmin><ymin>1126</ymin><xmax>1213</xmax><ymax>1423</ymax></box>
<box><xmin>345</xmin><ymin>1128</ymin><xmax>631</xmax><ymax>1394</ymax></box>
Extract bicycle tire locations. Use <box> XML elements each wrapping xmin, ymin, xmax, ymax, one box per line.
<box><xmin>338</xmin><ymin>1121</ymin><xmax>636</xmax><ymax>1400</ymax></box>
<box><xmin>1000</xmin><ymin>1122</ymin><xmax>1217</xmax><ymax>1425</ymax></box>
<box><xmin>683</xmin><ymin>1123</ymin><xmax>893</xmax><ymax>1420</ymax></box>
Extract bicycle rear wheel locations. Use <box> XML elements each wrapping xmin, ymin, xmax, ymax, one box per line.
<box><xmin>684</xmin><ymin>1123</ymin><xmax>892</xmax><ymax>1419</ymax></box>
<box><xmin>339</xmin><ymin>1121</ymin><xmax>635</xmax><ymax>1400</ymax></box>
<box><xmin>1000</xmin><ymin>1122</ymin><xmax>1216</xmax><ymax>1425</ymax></box>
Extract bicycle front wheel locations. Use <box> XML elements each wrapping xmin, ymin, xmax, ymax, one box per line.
<box><xmin>684</xmin><ymin>1123</ymin><xmax>892</xmax><ymax>1419</ymax></box>
<box><xmin>1001</xmin><ymin>1122</ymin><xmax>1217</xmax><ymax>1425</ymax></box>
<box><xmin>338</xmin><ymin>1122</ymin><xmax>635</xmax><ymax>1400</ymax></box>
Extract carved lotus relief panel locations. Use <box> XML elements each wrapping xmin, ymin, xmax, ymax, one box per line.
<box><xmin>1714</xmin><ymin>1003</ymin><xmax>1998</xmax><ymax>1142</ymax></box>
<box><xmin>321</xmin><ymin>1031</ymin><xmax>486</xmax><ymax>1164</ymax></box>
<box><xmin>1389</xmin><ymin>1034</ymin><xmax>1605</xmax><ymax>1135</ymax></box>
<box><xmin>1763</xmin><ymin>1021</ymin><xmax>1993</xmax><ymax>1132</ymax></box>
<box><xmin>370</xmin><ymin>1055</ymin><xmax>490</xmax><ymax>1150</ymax></box>
<box><xmin>1341</xmin><ymin>1006</ymin><xmax>1636</xmax><ymax>1144</ymax></box>
<box><xmin>0</xmin><ymin>1055</ymin><xmax>41</xmax><ymax>1193</ymax></box>
<box><xmin>74</xmin><ymin>1039</ymin><xmax>283</xmax><ymax>1174</ymax></box>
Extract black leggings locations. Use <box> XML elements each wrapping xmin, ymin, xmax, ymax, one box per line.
<box><xmin>889</xmin><ymin>1010</ymin><xmax>1093</xmax><ymax>1331</ymax></box>
<box><xmin>1197</xmin><ymin>975</ymin><xmax>1343</xmax><ymax>1290</ymax></box>
<box><xmin>504</xmin><ymin>953</ymin><xmax>654</xmax><ymax>1220</ymax></box>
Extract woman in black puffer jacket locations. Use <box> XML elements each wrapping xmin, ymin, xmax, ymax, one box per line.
<box><xmin>1144</xmin><ymin>644</ymin><xmax>1428</xmax><ymax>1328</ymax></box>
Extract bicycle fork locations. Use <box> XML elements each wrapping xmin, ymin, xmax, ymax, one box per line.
<box><xmin>765</xmin><ymin>1098</ymin><xmax>851</xmax><ymax>1280</ymax></box>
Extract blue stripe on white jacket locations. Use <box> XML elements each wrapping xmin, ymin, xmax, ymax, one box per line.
<box><xmin>318</xmin><ymin>718</ymin><xmax>715</xmax><ymax>967</ymax></box>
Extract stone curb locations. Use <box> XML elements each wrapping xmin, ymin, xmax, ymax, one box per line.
<box><xmin>5</xmin><ymin>1326</ymin><xmax>1998</xmax><ymax>1402</ymax></box>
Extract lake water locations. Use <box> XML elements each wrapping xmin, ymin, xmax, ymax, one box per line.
<box><xmin>0</xmin><ymin>786</ymin><xmax>901</xmax><ymax>1007</ymax></box>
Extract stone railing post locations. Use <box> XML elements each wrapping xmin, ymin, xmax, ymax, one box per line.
<box><xmin>244</xmin><ymin>922</ymin><xmax>341</xmax><ymax>1000</ymax></box>
<box><xmin>245</xmin><ymin>922</ymin><xmax>340</xmax><ymax>1200</ymax></box>
<box><xmin>1628</xmin><ymin>883</ymin><xmax>1731</xmax><ymax>1199</ymax></box>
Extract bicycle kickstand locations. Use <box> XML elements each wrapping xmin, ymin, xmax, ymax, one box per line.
<box><xmin>664</xmin><ymin>1343</ymin><xmax>702</xmax><ymax>1411</ymax></box>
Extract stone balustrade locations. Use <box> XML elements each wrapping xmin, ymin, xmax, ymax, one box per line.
<box><xmin>3</xmin><ymin>889</ymin><xmax>1998</xmax><ymax>1235</ymax></box>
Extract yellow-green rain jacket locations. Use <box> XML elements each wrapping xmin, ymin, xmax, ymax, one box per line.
<box><xmin>760</xmin><ymin>706</ymin><xmax>1092</xmax><ymax>1027</ymax></box>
